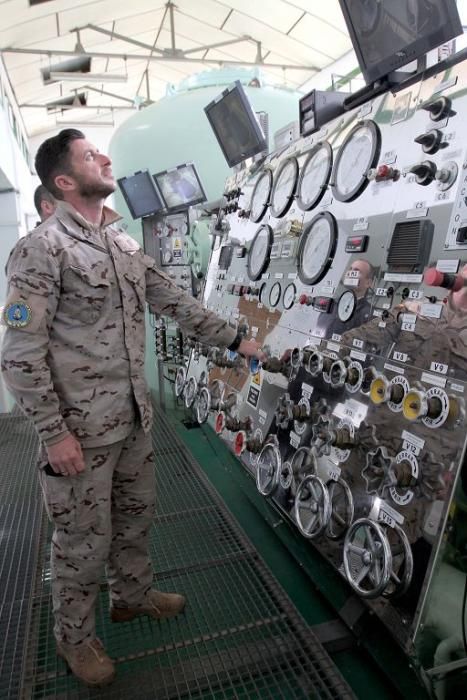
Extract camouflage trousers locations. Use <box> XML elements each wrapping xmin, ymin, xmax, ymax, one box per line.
<box><xmin>38</xmin><ymin>424</ymin><xmax>155</xmax><ymax>645</ymax></box>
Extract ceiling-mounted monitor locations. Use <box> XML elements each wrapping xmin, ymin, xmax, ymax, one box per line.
<box><xmin>204</xmin><ymin>81</ymin><xmax>268</xmax><ymax>167</ymax></box>
<box><xmin>339</xmin><ymin>0</ymin><xmax>462</xmax><ymax>85</ymax></box>
<box><xmin>117</xmin><ymin>170</ymin><xmax>163</xmax><ymax>220</ymax></box>
<box><xmin>153</xmin><ymin>162</ymin><xmax>207</xmax><ymax>212</ymax></box>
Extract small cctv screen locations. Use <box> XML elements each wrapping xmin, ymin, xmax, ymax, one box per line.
<box><xmin>154</xmin><ymin>163</ymin><xmax>206</xmax><ymax>211</ymax></box>
<box><xmin>117</xmin><ymin>171</ymin><xmax>163</xmax><ymax>219</ymax></box>
<box><xmin>205</xmin><ymin>81</ymin><xmax>267</xmax><ymax>167</ymax></box>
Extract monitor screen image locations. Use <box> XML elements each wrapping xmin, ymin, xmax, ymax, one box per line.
<box><xmin>153</xmin><ymin>163</ymin><xmax>207</xmax><ymax>212</ymax></box>
<box><xmin>339</xmin><ymin>0</ymin><xmax>462</xmax><ymax>84</ymax></box>
<box><xmin>205</xmin><ymin>81</ymin><xmax>268</xmax><ymax>168</ymax></box>
<box><xmin>117</xmin><ymin>170</ymin><xmax>163</xmax><ymax>219</ymax></box>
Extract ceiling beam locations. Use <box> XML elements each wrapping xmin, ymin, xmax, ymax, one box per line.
<box><xmin>1</xmin><ymin>47</ymin><xmax>319</xmax><ymax>71</ymax></box>
<box><xmin>72</xmin><ymin>24</ymin><xmax>166</xmax><ymax>55</ymax></box>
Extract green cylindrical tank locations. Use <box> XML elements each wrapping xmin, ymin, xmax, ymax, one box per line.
<box><xmin>109</xmin><ymin>68</ymin><xmax>300</xmax><ymax>241</ymax></box>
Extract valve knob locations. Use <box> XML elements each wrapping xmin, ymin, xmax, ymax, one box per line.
<box><xmin>410</xmin><ymin>160</ymin><xmax>437</xmax><ymax>186</ymax></box>
<box><xmin>424</xmin><ymin>267</ymin><xmax>465</xmax><ymax>292</ymax></box>
<box><xmin>234</xmin><ymin>431</ymin><xmax>247</xmax><ymax>456</ymax></box>
<box><xmin>215</xmin><ymin>411</ymin><xmax>226</xmax><ymax>434</ymax></box>
<box><xmin>299</xmin><ymin>294</ymin><xmax>312</xmax><ymax>306</ymax></box>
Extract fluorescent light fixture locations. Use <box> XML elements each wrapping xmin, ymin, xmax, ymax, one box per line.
<box><xmin>49</xmin><ymin>71</ymin><xmax>128</xmax><ymax>83</ymax></box>
<box><xmin>56</xmin><ymin>119</ymin><xmax>115</xmax><ymax>127</ymax></box>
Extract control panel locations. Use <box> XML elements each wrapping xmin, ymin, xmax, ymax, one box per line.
<box><xmin>171</xmin><ymin>57</ymin><xmax>467</xmax><ymax>692</ymax></box>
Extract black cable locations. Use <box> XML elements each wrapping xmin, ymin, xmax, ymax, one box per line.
<box><xmin>462</xmin><ymin>573</ymin><xmax>467</xmax><ymax>656</ymax></box>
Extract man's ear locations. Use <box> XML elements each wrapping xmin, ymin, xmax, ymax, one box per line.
<box><xmin>54</xmin><ymin>173</ymin><xmax>75</xmax><ymax>194</ymax></box>
<box><xmin>42</xmin><ymin>200</ymin><xmax>56</xmax><ymax>218</ymax></box>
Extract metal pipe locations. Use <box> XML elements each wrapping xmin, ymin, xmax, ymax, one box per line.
<box><xmin>1</xmin><ymin>47</ymin><xmax>318</xmax><ymax>71</ymax></box>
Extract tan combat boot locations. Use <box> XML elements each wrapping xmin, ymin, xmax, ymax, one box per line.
<box><xmin>111</xmin><ymin>589</ymin><xmax>186</xmax><ymax>622</ymax></box>
<box><xmin>57</xmin><ymin>638</ymin><xmax>115</xmax><ymax>687</ymax></box>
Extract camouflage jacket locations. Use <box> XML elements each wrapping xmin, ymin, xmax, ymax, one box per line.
<box><xmin>1</xmin><ymin>202</ymin><xmax>236</xmax><ymax>447</ymax></box>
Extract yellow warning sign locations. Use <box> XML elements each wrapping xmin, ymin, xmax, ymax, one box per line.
<box><xmin>173</xmin><ymin>237</ymin><xmax>182</xmax><ymax>258</ymax></box>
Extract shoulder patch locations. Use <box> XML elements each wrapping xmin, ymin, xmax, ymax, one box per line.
<box><xmin>114</xmin><ymin>233</ymin><xmax>141</xmax><ymax>255</ymax></box>
<box><xmin>4</xmin><ymin>302</ymin><xmax>32</xmax><ymax>328</ymax></box>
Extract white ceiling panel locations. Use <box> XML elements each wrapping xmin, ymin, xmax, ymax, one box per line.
<box><xmin>225</xmin><ymin>11</ymin><xmax>332</xmax><ymax>67</ymax></box>
<box><xmin>213</xmin><ymin>0</ymin><xmax>303</xmax><ymax>33</ymax></box>
<box><xmin>289</xmin><ymin>14</ymin><xmax>351</xmax><ymax>60</ymax></box>
<box><xmin>0</xmin><ymin>0</ymin><xmax>354</xmax><ymax>136</ymax></box>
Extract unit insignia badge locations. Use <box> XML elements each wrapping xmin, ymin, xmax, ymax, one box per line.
<box><xmin>4</xmin><ymin>302</ymin><xmax>32</xmax><ymax>328</ymax></box>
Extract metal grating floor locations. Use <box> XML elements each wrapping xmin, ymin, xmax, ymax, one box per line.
<box><xmin>1</xmin><ymin>408</ymin><xmax>356</xmax><ymax>699</ymax></box>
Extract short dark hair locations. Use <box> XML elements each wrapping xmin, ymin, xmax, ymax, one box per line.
<box><xmin>34</xmin><ymin>129</ymin><xmax>85</xmax><ymax>199</ymax></box>
<box><xmin>33</xmin><ymin>185</ymin><xmax>55</xmax><ymax>216</ymax></box>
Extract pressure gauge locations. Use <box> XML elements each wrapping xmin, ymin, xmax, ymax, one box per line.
<box><xmin>270</xmin><ymin>157</ymin><xmax>299</xmax><ymax>218</ymax></box>
<box><xmin>250</xmin><ymin>170</ymin><xmax>273</xmax><ymax>223</ymax></box>
<box><xmin>258</xmin><ymin>282</ymin><xmax>267</xmax><ymax>303</ymax></box>
<box><xmin>268</xmin><ymin>282</ymin><xmax>281</xmax><ymax>308</ymax></box>
<box><xmin>337</xmin><ymin>290</ymin><xmax>357</xmax><ymax>323</ymax></box>
<box><xmin>247</xmin><ymin>225</ymin><xmax>273</xmax><ymax>281</ymax></box>
<box><xmin>297</xmin><ymin>142</ymin><xmax>332</xmax><ymax>211</ymax></box>
<box><xmin>332</xmin><ymin>120</ymin><xmax>381</xmax><ymax>202</ymax></box>
<box><xmin>283</xmin><ymin>283</ymin><xmax>296</xmax><ymax>310</ymax></box>
<box><xmin>297</xmin><ymin>212</ymin><xmax>338</xmax><ymax>286</ymax></box>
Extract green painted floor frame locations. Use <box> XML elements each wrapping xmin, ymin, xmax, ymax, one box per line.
<box><xmin>165</xmin><ymin>399</ymin><xmax>430</xmax><ymax>700</ymax></box>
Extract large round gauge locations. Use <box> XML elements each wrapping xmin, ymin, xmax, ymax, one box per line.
<box><xmin>337</xmin><ymin>290</ymin><xmax>357</xmax><ymax>323</ymax></box>
<box><xmin>297</xmin><ymin>212</ymin><xmax>338</xmax><ymax>286</ymax></box>
<box><xmin>247</xmin><ymin>225</ymin><xmax>273</xmax><ymax>281</ymax></box>
<box><xmin>270</xmin><ymin>157</ymin><xmax>299</xmax><ymax>218</ymax></box>
<box><xmin>283</xmin><ymin>283</ymin><xmax>296</xmax><ymax>310</ymax></box>
<box><xmin>250</xmin><ymin>170</ymin><xmax>273</xmax><ymax>223</ymax></box>
<box><xmin>332</xmin><ymin>120</ymin><xmax>381</xmax><ymax>202</ymax></box>
<box><xmin>297</xmin><ymin>142</ymin><xmax>332</xmax><ymax>211</ymax></box>
<box><xmin>268</xmin><ymin>282</ymin><xmax>281</xmax><ymax>308</ymax></box>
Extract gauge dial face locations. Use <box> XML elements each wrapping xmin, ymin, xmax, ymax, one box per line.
<box><xmin>258</xmin><ymin>282</ymin><xmax>267</xmax><ymax>303</ymax></box>
<box><xmin>337</xmin><ymin>290</ymin><xmax>357</xmax><ymax>323</ymax></box>
<box><xmin>297</xmin><ymin>143</ymin><xmax>332</xmax><ymax>211</ymax></box>
<box><xmin>298</xmin><ymin>212</ymin><xmax>338</xmax><ymax>286</ymax></box>
<box><xmin>247</xmin><ymin>225</ymin><xmax>273</xmax><ymax>281</ymax></box>
<box><xmin>250</xmin><ymin>170</ymin><xmax>273</xmax><ymax>223</ymax></box>
<box><xmin>269</xmin><ymin>282</ymin><xmax>282</xmax><ymax>307</ymax></box>
<box><xmin>283</xmin><ymin>283</ymin><xmax>296</xmax><ymax>310</ymax></box>
<box><xmin>270</xmin><ymin>157</ymin><xmax>299</xmax><ymax>218</ymax></box>
<box><xmin>332</xmin><ymin>121</ymin><xmax>381</xmax><ymax>202</ymax></box>
<box><xmin>196</xmin><ymin>387</ymin><xmax>210</xmax><ymax>424</ymax></box>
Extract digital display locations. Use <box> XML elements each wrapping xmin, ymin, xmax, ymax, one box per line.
<box><xmin>117</xmin><ymin>171</ymin><xmax>163</xmax><ymax>220</ymax></box>
<box><xmin>339</xmin><ymin>0</ymin><xmax>462</xmax><ymax>84</ymax></box>
<box><xmin>205</xmin><ymin>81</ymin><xmax>268</xmax><ymax>167</ymax></box>
<box><xmin>153</xmin><ymin>163</ymin><xmax>206</xmax><ymax>212</ymax></box>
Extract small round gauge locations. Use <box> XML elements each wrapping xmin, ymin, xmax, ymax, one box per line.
<box><xmin>332</xmin><ymin>120</ymin><xmax>381</xmax><ymax>202</ymax></box>
<box><xmin>337</xmin><ymin>290</ymin><xmax>357</xmax><ymax>323</ymax></box>
<box><xmin>270</xmin><ymin>157</ymin><xmax>299</xmax><ymax>218</ymax></box>
<box><xmin>297</xmin><ymin>212</ymin><xmax>338</xmax><ymax>286</ymax></box>
<box><xmin>247</xmin><ymin>225</ymin><xmax>273</xmax><ymax>281</ymax></box>
<box><xmin>283</xmin><ymin>283</ymin><xmax>296</xmax><ymax>310</ymax></box>
<box><xmin>195</xmin><ymin>387</ymin><xmax>211</xmax><ymax>424</ymax></box>
<box><xmin>297</xmin><ymin>142</ymin><xmax>332</xmax><ymax>211</ymax></box>
<box><xmin>258</xmin><ymin>282</ymin><xmax>267</xmax><ymax>303</ymax></box>
<box><xmin>250</xmin><ymin>170</ymin><xmax>273</xmax><ymax>223</ymax></box>
<box><xmin>268</xmin><ymin>282</ymin><xmax>281</xmax><ymax>308</ymax></box>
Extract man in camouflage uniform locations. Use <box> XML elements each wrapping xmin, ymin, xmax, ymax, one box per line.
<box><xmin>1</xmin><ymin>129</ymin><xmax>263</xmax><ymax>687</ymax></box>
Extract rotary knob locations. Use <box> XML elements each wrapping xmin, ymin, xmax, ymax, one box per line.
<box><xmin>414</xmin><ymin>129</ymin><xmax>443</xmax><ymax>154</ymax></box>
<box><xmin>421</xmin><ymin>96</ymin><xmax>453</xmax><ymax>122</ymax></box>
<box><xmin>410</xmin><ymin>160</ymin><xmax>437</xmax><ymax>186</ymax></box>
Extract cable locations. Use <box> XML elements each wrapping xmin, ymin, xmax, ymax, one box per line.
<box><xmin>462</xmin><ymin>573</ymin><xmax>467</xmax><ymax>656</ymax></box>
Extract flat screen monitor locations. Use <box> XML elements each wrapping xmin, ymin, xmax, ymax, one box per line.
<box><xmin>339</xmin><ymin>0</ymin><xmax>462</xmax><ymax>85</ymax></box>
<box><xmin>204</xmin><ymin>81</ymin><xmax>268</xmax><ymax>167</ymax></box>
<box><xmin>153</xmin><ymin>162</ymin><xmax>206</xmax><ymax>212</ymax></box>
<box><xmin>117</xmin><ymin>170</ymin><xmax>163</xmax><ymax>219</ymax></box>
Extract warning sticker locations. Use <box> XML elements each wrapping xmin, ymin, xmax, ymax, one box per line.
<box><xmin>173</xmin><ymin>238</ymin><xmax>183</xmax><ymax>259</ymax></box>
